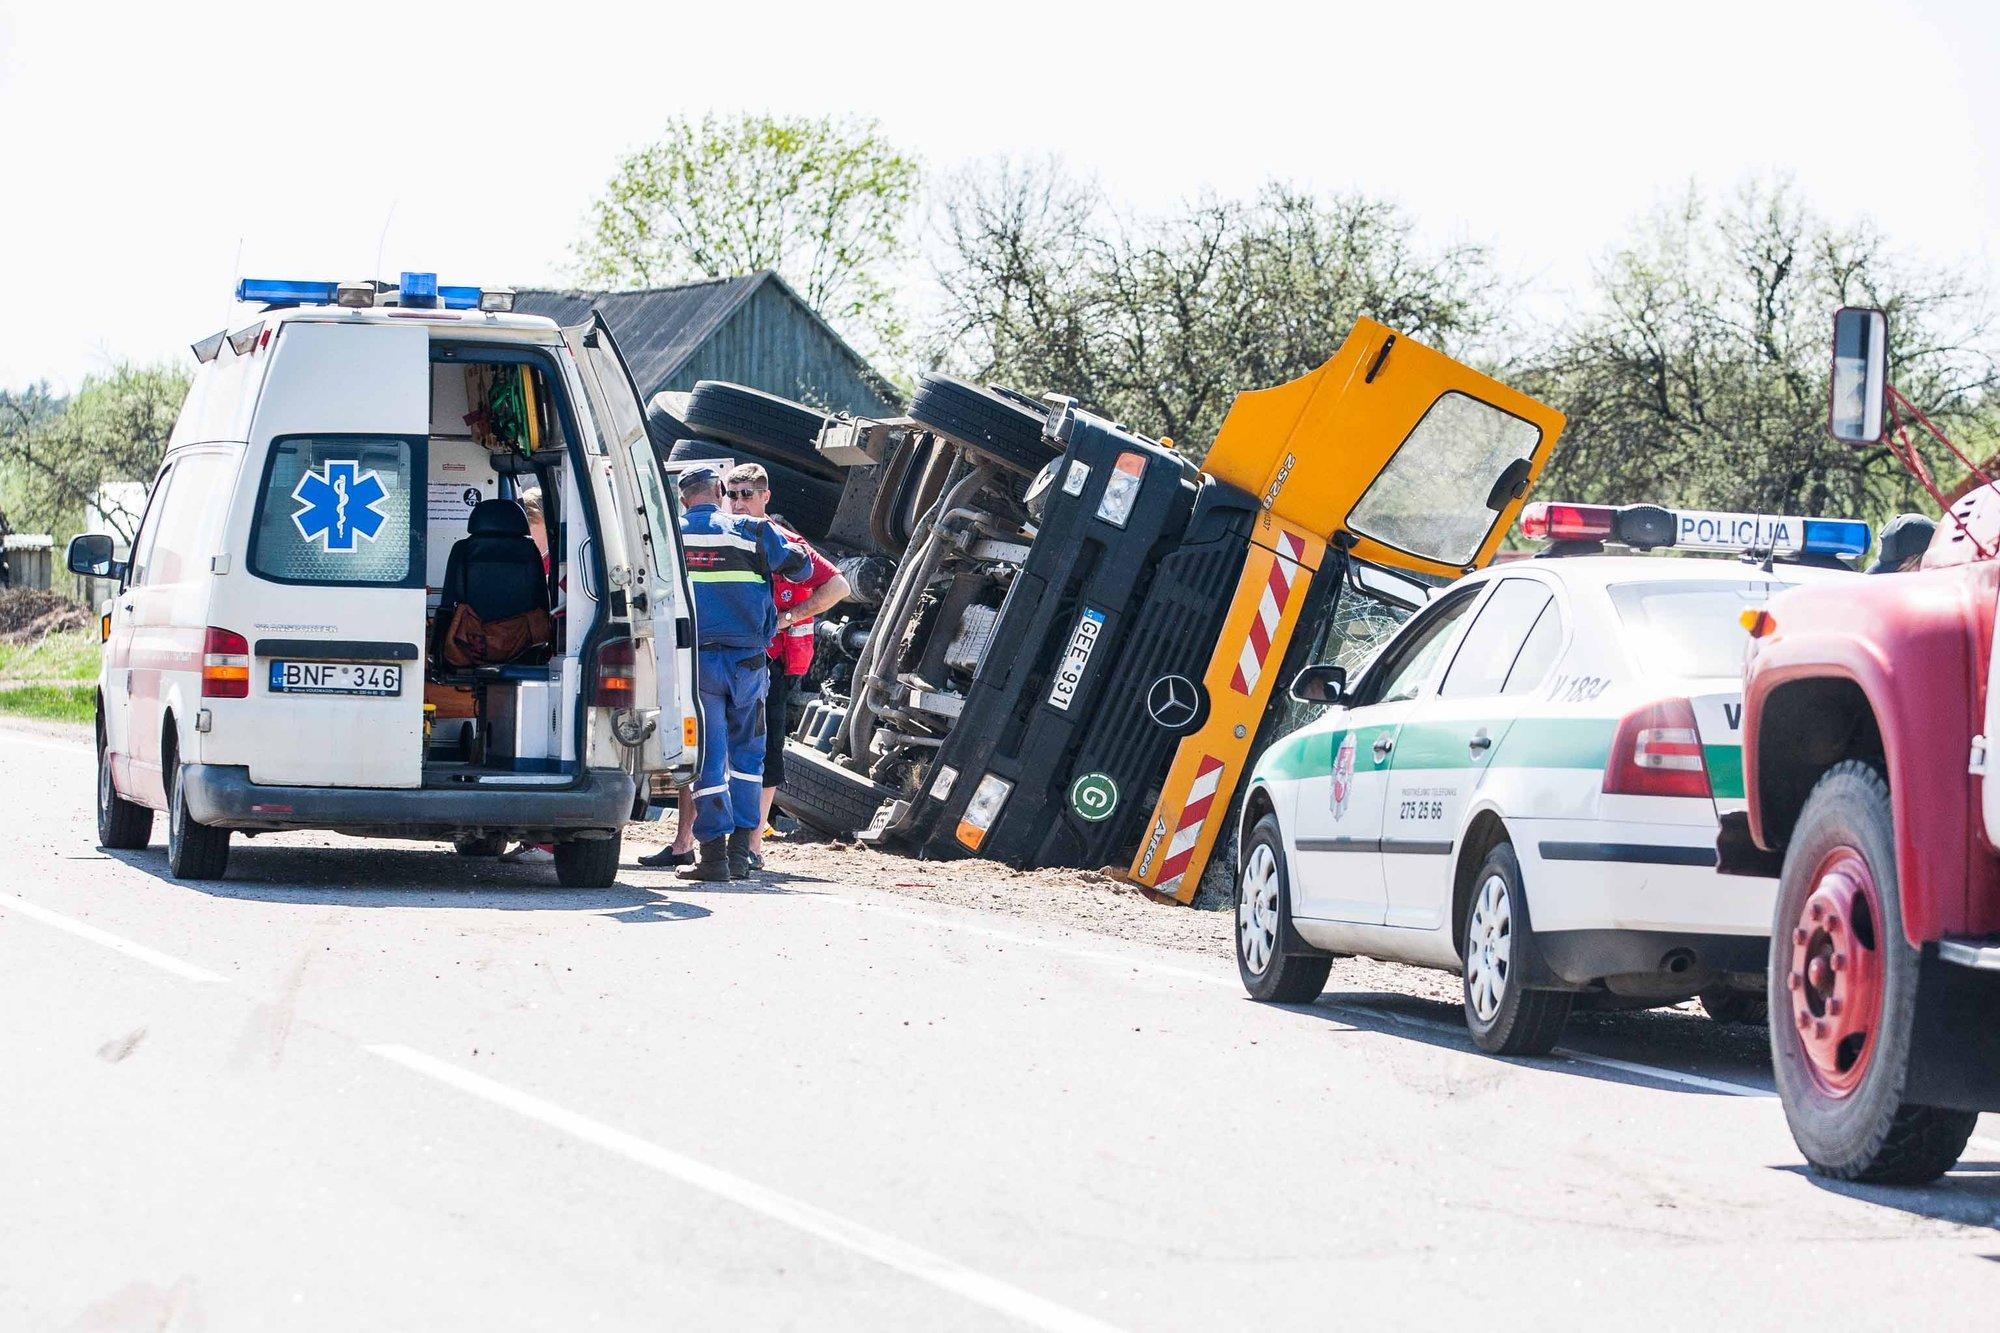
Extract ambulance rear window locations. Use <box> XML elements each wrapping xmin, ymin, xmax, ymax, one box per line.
<box><xmin>1607</xmin><ymin>579</ymin><xmax>1795</xmax><ymax>679</ymax></box>
<box><xmin>249</xmin><ymin>435</ymin><xmax>422</xmax><ymax>587</ymax></box>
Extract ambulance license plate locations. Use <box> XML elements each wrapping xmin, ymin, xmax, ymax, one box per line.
<box><xmin>269</xmin><ymin>661</ymin><xmax>403</xmax><ymax>696</ymax></box>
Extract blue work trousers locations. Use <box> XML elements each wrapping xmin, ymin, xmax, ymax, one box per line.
<box><xmin>692</xmin><ymin>649</ymin><xmax>770</xmax><ymax>843</ymax></box>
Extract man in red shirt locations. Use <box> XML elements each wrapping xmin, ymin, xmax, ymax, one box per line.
<box><xmin>722</xmin><ymin>463</ymin><xmax>851</xmax><ymax>866</ymax></box>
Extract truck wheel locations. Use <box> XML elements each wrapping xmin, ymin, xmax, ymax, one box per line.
<box><xmin>165</xmin><ymin>758</ymin><xmax>230</xmax><ymax>880</ymax></box>
<box><xmin>774</xmin><ymin>740</ymin><xmax>889</xmax><ymax>838</ymax></box>
<box><xmin>1699</xmin><ymin>986</ymin><xmax>1767</xmax><ymax>1025</ymax></box>
<box><xmin>554</xmin><ymin>833</ymin><xmax>621</xmax><ymax>888</ymax></box>
<box><xmin>1461</xmin><ymin>842</ymin><xmax>1570</xmax><ymax>1055</ymax></box>
<box><xmin>97</xmin><ymin>724</ymin><xmax>152</xmax><ymax>850</ymax></box>
<box><xmin>1769</xmin><ymin>760</ymin><xmax>1977</xmax><ymax>1183</ymax></box>
<box><xmin>908</xmin><ymin>374</ymin><xmax>1059</xmax><ymax>476</ymax></box>
<box><xmin>453</xmin><ymin>833</ymin><xmax>509</xmax><ymax>858</ymax></box>
<box><xmin>666</xmin><ymin>438</ymin><xmax>841</xmax><ymax>541</ymax></box>
<box><xmin>1236</xmin><ymin>815</ymin><xmax>1332</xmax><ymax>1003</ymax></box>
<box><xmin>684</xmin><ymin>381</ymin><xmax>839</xmax><ymax>481</ymax></box>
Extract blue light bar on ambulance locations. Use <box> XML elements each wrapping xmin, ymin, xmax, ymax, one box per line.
<box><xmin>1521</xmin><ymin>502</ymin><xmax>1871</xmax><ymax>561</ymax></box>
<box><xmin>236</xmin><ymin>278</ymin><xmax>338</xmax><ymax>305</ymax></box>
<box><xmin>399</xmin><ymin>271</ymin><xmax>440</xmax><ymax>308</ymax></box>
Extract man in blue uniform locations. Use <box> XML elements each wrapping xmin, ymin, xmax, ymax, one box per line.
<box><xmin>665</xmin><ymin>465</ymin><xmax>813</xmax><ymax>880</ymax></box>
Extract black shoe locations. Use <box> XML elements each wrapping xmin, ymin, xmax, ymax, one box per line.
<box><xmin>676</xmin><ymin>839</ymin><xmax>733</xmax><ymax>882</ymax></box>
<box><xmin>639</xmin><ymin>846</ymin><xmax>695</xmax><ymax>868</ymax></box>
<box><xmin>727</xmin><ymin>829</ymin><xmax>760</xmax><ymax>877</ymax></box>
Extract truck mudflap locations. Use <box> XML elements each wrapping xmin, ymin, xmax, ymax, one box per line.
<box><xmin>906</xmin><ymin>418</ymin><xmax>1197</xmax><ymax>857</ymax></box>
<box><xmin>1131</xmin><ymin>513</ymin><xmax>1328</xmax><ymax>901</ymax></box>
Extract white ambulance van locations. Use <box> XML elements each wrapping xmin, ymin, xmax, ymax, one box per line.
<box><xmin>66</xmin><ymin>274</ymin><xmax>699</xmax><ymax>887</ymax></box>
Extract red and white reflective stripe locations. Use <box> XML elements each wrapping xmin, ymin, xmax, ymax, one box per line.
<box><xmin>1156</xmin><ymin>754</ymin><xmax>1226</xmax><ymax>896</ymax></box>
<box><xmin>1229</xmin><ymin>531</ymin><xmax>1307</xmax><ymax>696</ymax></box>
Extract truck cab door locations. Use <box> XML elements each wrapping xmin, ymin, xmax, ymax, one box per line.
<box><xmin>560</xmin><ymin>315</ymin><xmax>696</xmax><ymax>777</ymax></box>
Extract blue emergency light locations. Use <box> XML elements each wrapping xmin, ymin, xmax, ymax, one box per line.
<box><xmin>1799</xmin><ymin>518</ymin><xmax>1872</xmax><ymax>559</ymax></box>
<box><xmin>399</xmin><ymin>271</ymin><xmax>440</xmax><ymax>308</ymax></box>
<box><xmin>1523</xmin><ymin>502</ymin><xmax>1873</xmax><ymax>564</ymax></box>
<box><xmin>235</xmin><ymin>278</ymin><xmax>338</xmax><ymax>305</ymax></box>
<box><xmin>234</xmin><ymin>273</ymin><xmax>514</xmax><ymax>313</ymax></box>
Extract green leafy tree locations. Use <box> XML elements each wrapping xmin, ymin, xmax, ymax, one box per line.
<box><xmin>575</xmin><ymin>113</ymin><xmax>920</xmax><ymax>357</ymax></box>
<box><xmin>930</xmin><ymin>157</ymin><xmax>1502</xmax><ymax>449</ymax></box>
<box><xmin>1523</xmin><ymin>177</ymin><xmax>1999</xmax><ymax>524</ymax></box>
<box><xmin>0</xmin><ymin>363</ymin><xmax>188</xmax><ymax>545</ymax></box>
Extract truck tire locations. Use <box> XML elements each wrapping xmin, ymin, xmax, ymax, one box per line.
<box><xmin>908</xmin><ymin>374</ymin><xmax>1059</xmax><ymax>476</ymax></box>
<box><xmin>555</xmin><ymin>833</ymin><xmax>622</xmax><ymax>888</ymax></box>
<box><xmin>774</xmin><ymin>741</ymin><xmax>888</xmax><ymax>838</ymax></box>
<box><xmin>1236</xmin><ymin>815</ymin><xmax>1332</xmax><ymax>1003</ymax></box>
<box><xmin>1461</xmin><ymin>842</ymin><xmax>1570</xmax><ymax>1055</ymax></box>
<box><xmin>165</xmin><ymin>756</ymin><xmax>230</xmax><ymax>880</ymax></box>
<box><xmin>666</xmin><ymin>438</ymin><xmax>842</xmax><ymax>543</ymax></box>
<box><xmin>684</xmin><ymin>381</ymin><xmax>839</xmax><ymax>481</ymax></box>
<box><xmin>97</xmin><ymin>721</ymin><xmax>152</xmax><ymax>850</ymax></box>
<box><xmin>1768</xmin><ymin>760</ymin><xmax>1977</xmax><ymax>1183</ymax></box>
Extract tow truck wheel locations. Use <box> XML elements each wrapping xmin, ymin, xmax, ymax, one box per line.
<box><xmin>909</xmin><ymin>374</ymin><xmax>1060</xmax><ymax>476</ymax></box>
<box><xmin>96</xmin><ymin>721</ymin><xmax>152</xmax><ymax>850</ymax></box>
<box><xmin>554</xmin><ymin>832</ymin><xmax>622</xmax><ymax>889</ymax></box>
<box><xmin>1461</xmin><ymin>842</ymin><xmax>1570</xmax><ymax>1055</ymax></box>
<box><xmin>164</xmin><ymin>756</ymin><xmax>230</xmax><ymax>881</ymax></box>
<box><xmin>1769</xmin><ymin>760</ymin><xmax>1977</xmax><ymax>1183</ymax></box>
<box><xmin>1235</xmin><ymin>816</ymin><xmax>1331</xmax><ymax>1002</ymax></box>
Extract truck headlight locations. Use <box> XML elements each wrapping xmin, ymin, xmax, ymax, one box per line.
<box><xmin>929</xmin><ymin>764</ymin><xmax>959</xmax><ymax>801</ymax></box>
<box><xmin>1094</xmin><ymin>451</ymin><xmax>1146</xmax><ymax>528</ymax></box>
<box><xmin>955</xmin><ymin>773</ymin><xmax>1013</xmax><ymax>850</ymax></box>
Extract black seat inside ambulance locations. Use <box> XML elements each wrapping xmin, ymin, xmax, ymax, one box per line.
<box><xmin>431</xmin><ymin>498</ymin><xmax>552</xmax><ymax>671</ymax></box>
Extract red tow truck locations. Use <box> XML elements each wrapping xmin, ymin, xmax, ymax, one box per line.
<box><xmin>1731</xmin><ymin>307</ymin><xmax>2000</xmax><ymax>1182</ymax></box>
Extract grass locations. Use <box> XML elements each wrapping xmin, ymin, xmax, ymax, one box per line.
<box><xmin>0</xmin><ymin>683</ymin><xmax>94</xmax><ymax>724</ymax></box>
<box><xmin>0</xmin><ymin>629</ymin><xmax>100</xmax><ymax>683</ymax></box>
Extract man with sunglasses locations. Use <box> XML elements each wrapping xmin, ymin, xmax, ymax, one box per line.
<box><xmin>719</xmin><ymin>462</ymin><xmax>851</xmax><ymax>868</ymax></box>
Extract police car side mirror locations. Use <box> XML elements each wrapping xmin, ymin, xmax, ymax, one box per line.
<box><xmin>1290</xmin><ymin>664</ymin><xmax>1347</xmax><ymax>705</ymax></box>
<box><xmin>1829</xmin><ymin>307</ymin><xmax>1889</xmax><ymax>445</ymax></box>
<box><xmin>66</xmin><ymin>533</ymin><xmax>123</xmax><ymax>580</ymax></box>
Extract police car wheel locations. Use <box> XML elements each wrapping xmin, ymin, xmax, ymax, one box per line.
<box><xmin>1768</xmin><ymin>760</ymin><xmax>1976</xmax><ymax>1183</ymax></box>
<box><xmin>1460</xmin><ymin>843</ymin><xmax>1568</xmax><ymax>1055</ymax></box>
<box><xmin>1236</xmin><ymin>815</ymin><xmax>1331</xmax><ymax>1003</ymax></box>
<box><xmin>908</xmin><ymin>374</ymin><xmax>1060</xmax><ymax>477</ymax></box>
<box><xmin>165</xmin><ymin>757</ymin><xmax>230</xmax><ymax>881</ymax></box>
<box><xmin>554</xmin><ymin>833</ymin><xmax>622</xmax><ymax>888</ymax></box>
<box><xmin>96</xmin><ymin>721</ymin><xmax>152</xmax><ymax>850</ymax></box>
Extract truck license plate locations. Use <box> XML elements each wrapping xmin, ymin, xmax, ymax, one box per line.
<box><xmin>1047</xmin><ymin>608</ymin><xmax>1106</xmax><ymax>712</ymax></box>
<box><xmin>268</xmin><ymin>660</ymin><xmax>403</xmax><ymax>696</ymax></box>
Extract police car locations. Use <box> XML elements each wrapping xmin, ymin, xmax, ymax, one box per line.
<box><xmin>1231</xmin><ymin>501</ymin><xmax>1869</xmax><ymax>1053</ymax></box>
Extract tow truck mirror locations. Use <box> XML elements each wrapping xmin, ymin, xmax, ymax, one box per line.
<box><xmin>1829</xmin><ymin>307</ymin><xmax>1889</xmax><ymax>445</ymax></box>
<box><xmin>1290</xmin><ymin>663</ymin><xmax>1348</xmax><ymax>705</ymax></box>
<box><xmin>65</xmin><ymin>533</ymin><xmax>123</xmax><ymax>580</ymax></box>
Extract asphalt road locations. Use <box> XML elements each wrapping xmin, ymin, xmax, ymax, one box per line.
<box><xmin>5</xmin><ymin>721</ymin><xmax>2000</xmax><ymax>1331</ymax></box>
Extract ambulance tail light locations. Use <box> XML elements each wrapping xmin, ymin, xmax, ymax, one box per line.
<box><xmin>592</xmin><ymin>637</ymin><xmax>636</xmax><ymax>708</ymax></box>
<box><xmin>201</xmin><ymin>627</ymin><xmax>251</xmax><ymax>699</ymax></box>
<box><xmin>1519</xmin><ymin>502</ymin><xmax>1615</xmax><ymax>542</ymax></box>
<box><xmin>955</xmin><ymin>773</ymin><xmax>1014</xmax><ymax>850</ymax></box>
<box><xmin>1603</xmin><ymin>697</ymin><xmax>1710</xmax><ymax>799</ymax></box>
<box><xmin>1095</xmin><ymin>452</ymin><xmax>1147</xmax><ymax>528</ymax></box>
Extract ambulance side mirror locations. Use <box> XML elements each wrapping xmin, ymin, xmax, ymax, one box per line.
<box><xmin>1829</xmin><ymin>307</ymin><xmax>1889</xmax><ymax>445</ymax></box>
<box><xmin>66</xmin><ymin>533</ymin><xmax>124</xmax><ymax>581</ymax></box>
<box><xmin>1290</xmin><ymin>664</ymin><xmax>1347</xmax><ymax>705</ymax></box>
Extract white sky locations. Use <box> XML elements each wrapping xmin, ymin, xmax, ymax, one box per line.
<box><xmin>1</xmin><ymin>0</ymin><xmax>1993</xmax><ymax>391</ymax></box>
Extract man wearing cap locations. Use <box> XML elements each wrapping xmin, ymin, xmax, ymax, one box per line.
<box><xmin>1869</xmin><ymin>512</ymin><xmax>1936</xmax><ymax>573</ymax></box>
<box><xmin>661</xmin><ymin>464</ymin><xmax>812</xmax><ymax>880</ymax></box>
<box><xmin>718</xmin><ymin>462</ymin><xmax>852</xmax><ymax>868</ymax></box>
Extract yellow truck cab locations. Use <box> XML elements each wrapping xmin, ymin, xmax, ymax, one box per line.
<box><xmin>67</xmin><ymin>274</ymin><xmax>698</xmax><ymax>887</ymax></box>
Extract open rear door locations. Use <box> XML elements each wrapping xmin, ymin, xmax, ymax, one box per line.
<box><xmin>559</xmin><ymin>315</ymin><xmax>696</xmax><ymax>778</ymax></box>
<box><xmin>1202</xmin><ymin>317</ymin><xmax>1564</xmax><ymax>579</ymax></box>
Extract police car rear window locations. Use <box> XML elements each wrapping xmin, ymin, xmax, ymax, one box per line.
<box><xmin>249</xmin><ymin>435</ymin><xmax>422</xmax><ymax>586</ymax></box>
<box><xmin>1607</xmin><ymin>579</ymin><xmax>1794</xmax><ymax>679</ymax></box>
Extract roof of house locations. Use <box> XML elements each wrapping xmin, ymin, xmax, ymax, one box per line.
<box><xmin>514</xmin><ymin>271</ymin><xmax>888</xmax><ymax>403</ymax></box>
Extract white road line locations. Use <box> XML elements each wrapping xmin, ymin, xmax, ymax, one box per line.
<box><xmin>369</xmin><ymin>1044</ymin><xmax>1123</xmax><ymax>1333</ymax></box>
<box><xmin>0</xmin><ymin>891</ymin><xmax>228</xmax><ymax>984</ymax></box>
<box><xmin>0</xmin><ymin>732</ymin><xmax>91</xmax><ymax>756</ymax></box>
<box><xmin>837</xmin><ymin>898</ymin><xmax>1234</xmax><ymax>989</ymax></box>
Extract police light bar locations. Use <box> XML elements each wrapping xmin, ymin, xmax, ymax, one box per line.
<box><xmin>1520</xmin><ymin>502</ymin><xmax>1871</xmax><ymax>561</ymax></box>
<box><xmin>237</xmin><ymin>274</ymin><xmax>507</xmax><ymax>313</ymax></box>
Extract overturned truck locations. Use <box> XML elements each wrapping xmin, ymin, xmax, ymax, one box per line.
<box><xmin>715</xmin><ymin>320</ymin><xmax>1565</xmax><ymax>901</ymax></box>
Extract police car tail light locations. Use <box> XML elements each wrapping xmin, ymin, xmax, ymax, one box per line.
<box><xmin>1095</xmin><ymin>452</ymin><xmax>1147</xmax><ymax>528</ymax></box>
<box><xmin>955</xmin><ymin>773</ymin><xmax>1014</xmax><ymax>850</ymax></box>
<box><xmin>1603</xmin><ymin>698</ymin><xmax>1709</xmax><ymax>799</ymax></box>
<box><xmin>1519</xmin><ymin>502</ymin><xmax>1615</xmax><ymax>542</ymax></box>
<box><xmin>592</xmin><ymin>637</ymin><xmax>636</xmax><ymax>708</ymax></box>
<box><xmin>201</xmin><ymin>627</ymin><xmax>250</xmax><ymax>699</ymax></box>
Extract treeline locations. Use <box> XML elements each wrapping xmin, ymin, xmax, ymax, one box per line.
<box><xmin>0</xmin><ymin>366</ymin><xmax>187</xmax><ymax>545</ymax></box>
